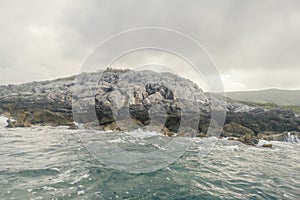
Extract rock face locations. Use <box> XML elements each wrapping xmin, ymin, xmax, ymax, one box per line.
<box><xmin>0</xmin><ymin>68</ymin><xmax>300</xmax><ymax>145</ymax></box>
<box><xmin>225</xmin><ymin>109</ymin><xmax>300</xmax><ymax>138</ymax></box>
<box><xmin>95</xmin><ymin>81</ymin><xmax>183</xmax><ymax>132</ymax></box>
<box><xmin>89</xmin><ymin>70</ymin><xmax>209</xmax><ymax>133</ymax></box>
<box><xmin>0</xmin><ymin>76</ymin><xmax>74</xmax><ymax>127</ymax></box>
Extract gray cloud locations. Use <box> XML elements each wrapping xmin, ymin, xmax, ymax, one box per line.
<box><xmin>0</xmin><ymin>0</ymin><xmax>299</xmax><ymax>91</ymax></box>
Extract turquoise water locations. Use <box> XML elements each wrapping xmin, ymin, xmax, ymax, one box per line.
<box><xmin>0</xmin><ymin>126</ymin><xmax>299</xmax><ymax>199</ymax></box>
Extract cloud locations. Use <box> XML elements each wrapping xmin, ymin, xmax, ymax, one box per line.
<box><xmin>0</xmin><ymin>0</ymin><xmax>299</xmax><ymax>91</ymax></box>
<box><xmin>221</xmin><ymin>72</ymin><xmax>246</xmax><ymax>92</ymax></box>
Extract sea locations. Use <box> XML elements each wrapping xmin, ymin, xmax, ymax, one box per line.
<box><xmin>0</xmin><ymin>117</ymin><xmax>299</xmax><ymax>200</ymax></box>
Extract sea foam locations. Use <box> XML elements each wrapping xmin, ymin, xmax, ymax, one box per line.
<box><xmin>0</xmin><ymin>116</ymin><xmax>8</xmax><ymax>127</ymax></box>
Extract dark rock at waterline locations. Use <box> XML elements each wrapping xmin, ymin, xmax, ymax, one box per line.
<box><xmin>226</xmin><ymin>109</ymin><xmax>300</xmax><ymax>134</ymax></box>
<box><xmin>6</xmin><ymin>119</ymin><xmax>31</xmax><ymax>128</ymax></box>
<box><xmin>227</xmin><ymin>137</ymin><xmax>236</xmax><ymax>141</ymax></box>
<box><xmin>67</xmin><ymin>122</ymin><xmax>79</xmax><ymax>130</ymax></box>
<box><xmin>222</xmin><ymin>122</ymin><xmax>255</xmax><ymax>138</ymax></box>
<box><xmin>262</xmin><ymin>144</ymin><xmax>272</xmax><ymax>148</ymax></box>
<box><xmin>6</xmin><ymin>119</ymin><xmax>16</xmax><ymax>128</ymax></box>
<box><xmin>5</xmin><ymin>110</ymin><xmax>73</xmax><ymax>128</ymax></box>
<box><xmin>238</xmin><ymin>134</ymin><xmax>259</xmax><ymax>146</ymax></box>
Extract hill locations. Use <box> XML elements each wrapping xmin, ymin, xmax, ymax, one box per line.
<box><xmin>226</xmin><ymin>89</ymin><xmax>300</xmax><ymax>106</ymax></box>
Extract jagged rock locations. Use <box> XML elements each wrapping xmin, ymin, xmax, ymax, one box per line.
<box><xmin>68</xmin><ymin>122</ymin><xmax>79</xmax><ymax>130</ymax></box>
<box><xmin>93</xmin><ymin>70</ymin><xmax>206</xmax><ymax>133</ymax></box>
<box><xmin>102</xmin><ymin>122</ymin><xmax>121</xmax><ymax>131</ymax></box>
<box><xmin>160</xmin><ymin>126</ymin><xmax>175</xmax><ymax>137</ymax></box>
<box><xmin>6</xmin><ymin>118</ymin><xmax>31</xmax><ymax>128</ymax></box>
<box><xmin>238</xmin><ymin>134</ymin><xmax>259</xmax><ymax>146</ymax></box>
<box><xmin>6</xmin><ymin>119</ymin><xmax>16</xmax><ymax>128</ymax></box>
<box><xmin>226</xmin><ymin>109</ymin><xmax>300</xmax><ymax>134</ymax></box>
<box><xmin>223</xmin><ymin>122</ymin><xmax>255</xmax><ymax>137</ymax></box>
<box><xmin>262</xmin><ymin>144</ymin><xmax>272</xmax><ymax>148</ymax></box>
<box><xmin>24</xmin><ymin>110</ymin><xmax>71</xmax><ymax>126</ymax></box>
<box><xmin>227</xmin><ymin>137</ymin><xmax>236</xmax><ymax>141</ymax></box>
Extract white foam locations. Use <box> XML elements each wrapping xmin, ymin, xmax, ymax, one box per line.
<box><xmin>109</xmin><ymin>138</ymin><xmax>126</xmax><ymax>143</ymax></box>
<box><xmin>223</xmin><ymin>145</ymin><xmax>240</xmax><ymax>151</ymax></box>
<box><xmin>0</xmin><ymin>116</ymin><xmax>8</xmax><ymax>127</ymax></box>
<box><xmin>124</xmin><ymin>128</ymin><xmax>161</xmax><ymax>139</ymax></box>
<box><xmin>77</xmin><ymin>190</ymin><xmax>85</xmax><ymax>196</ymax></box>
<box><xmin>258</xmin><ymin>139</ymin><xmax>299</xmax><ymax>150</ymax></box>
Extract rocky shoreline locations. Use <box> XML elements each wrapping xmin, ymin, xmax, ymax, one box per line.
<box><xmin>1</xmin><ymin>69</ymin><xmax>299</xmax><ymax>146</ymax></box>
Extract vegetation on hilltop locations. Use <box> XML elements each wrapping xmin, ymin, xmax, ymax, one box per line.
<box><xmin>226</xmin><ymin>89</ymin><xmax>300</xmax><ymax>107</ymax></box>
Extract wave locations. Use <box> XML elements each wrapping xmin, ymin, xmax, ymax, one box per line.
<box><xmin>1</xmin><ymin>168</ymin><xmax>61</xmax><ymax>177</ymax></box>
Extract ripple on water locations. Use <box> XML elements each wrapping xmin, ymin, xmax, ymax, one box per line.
<box><xmin>0</xmin><ymin>127</ymin><xmax>299</xmax><ymax>199</ymax></box>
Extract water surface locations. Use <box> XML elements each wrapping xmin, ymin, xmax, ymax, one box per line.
<box><xmin>0</xmin><ymin>126</ymin><xmax>299</xmax><ymax>199</ymax></box>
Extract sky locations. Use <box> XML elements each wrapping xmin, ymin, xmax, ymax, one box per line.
<box><xmin>0</xmin><ymin>0</ymin><xmax>299</xmax><ymax>91</ymax></box>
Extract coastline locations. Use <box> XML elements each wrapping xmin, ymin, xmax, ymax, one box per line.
<box><xmin>0</xmin><ymin>70</ymin><xmax>299</xmax><ymax>147</ymax></box>
<box><xmin>1</xmin><ymin>113</ymin><xmax>298</xmax><ymax>148</ymax></box>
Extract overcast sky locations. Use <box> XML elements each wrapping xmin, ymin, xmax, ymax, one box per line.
<box><xmin>0</xmin><ymin>0</ymin><xmax>299</xmax><ymax>91</ymax></box>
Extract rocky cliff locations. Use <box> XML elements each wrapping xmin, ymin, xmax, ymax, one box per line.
<box><xmin>0</xmin><ymin>76</ymin><xmax>74</xmax><ymax>127</ymax></box>
<box><xmin>1</xmin><ymin>69</ymin><xmax>299</xmax><ymax>145</ymax></box>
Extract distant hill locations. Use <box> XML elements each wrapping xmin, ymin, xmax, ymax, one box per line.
<box><xmin>225</xmin><ymin>89</ymin><xmax>300</xmax><ymax>106</ymax></box>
